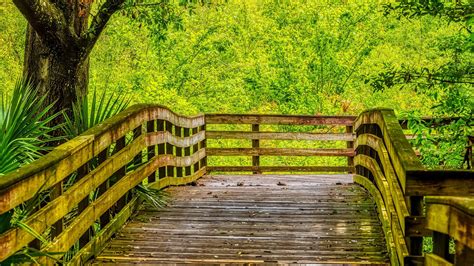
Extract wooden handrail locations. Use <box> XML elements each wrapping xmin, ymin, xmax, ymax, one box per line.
<box><xmin>0</xmin><ymin>104</ymin><xmax>471</xmax><ymax>265</ymax></box>
<box><xmin>425</xmin><ymin>196</ymin><xmax>474</xmax><ymax>265</ymax></box>
<box><xmin>205</xmin><ymin>114</ymin><xmax>357</xmax><ymax>174</ymax></box>
<box><xmin>354</xmin><ymin>108</ymin><xmax>474</xmax><ymax>266</ymax></box>
<box><xmin>205</xmin><ymin>113</ymin><xmax>356</xmax><ymax>125</ymax></box>
<box><xmin>0</xmin><ymin>104</ymin><xmax>206</xmax><ymax>264</ymax></box>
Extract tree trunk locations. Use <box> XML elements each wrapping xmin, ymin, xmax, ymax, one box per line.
<box><xmin>21</xmin><ymin>0</ymin><xmax>92</xmax><ymax>124</ymax></box>
<box><xmin>23</xmin><ymin>25</ymin><xmax>89</xmax><ymax>118</ymax></box>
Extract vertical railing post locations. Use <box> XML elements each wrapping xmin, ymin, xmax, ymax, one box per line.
<box><xmin>157</xmin><ymin>120</ymin><xmax>166</xmax><ymax>180</ymax></box>
<box><xmin>147</xmin><ymin>120</ymin><xmax>156</xmax><ymax>183</ymax></box>
<box><xmin>184</xmin><ymin>127</ymin><xmax>192</xmax><ymax>176</ymax></box>
<box><xmin>346</xmin><ymin>125</ymin><xmax>354</xmax><ymax>173</ymax></box>
<box><xmin>50</xmin><ymin>182</ymin><xmax>63</xmax><ymax>240</ymax></box>
<box><xmin>252</xmin><ymin>124</ymin><xmax>261</xmax><ymax>174</ymax></box>
<box><xmin>97</xmin><ymin>149</ymin><xmax>109</xmax><ymax>228</ymax></box>
<box><xmin>193</xmin><ymin>127</ymin><xmax>200</xmax><ymax>173</ymax></box>
<box><xmin>176</xmin><ymin>126</ymin><xmax>183</xmax><ymax>178</ymax></box>
<box><xmin>133</xmin><ymin>125</ymin><xmax>143</xmax><ymax>169</ymax></box>
<box><xmin>408</xmin><ymin>196</ymin><xmax>424</xmax><ymax>257</ymax></box>
<box><xmin>433</xmin><ymin>231</ymin><xmax>450</xmax><ymax>261</ymax></box>
<box><xmin>166</xmin><ymin>121</ymin><xmax>174</xmax><ymax>179</ymax></box>
<box><xmin>200</xmin><ymin>124</ymin><xmax>207</xmax><ymax>170</ymax></box>
<box><xmin>78</xmin><ymin>162</ymin><xmax>92</xmax><ymax>248</ymax></box>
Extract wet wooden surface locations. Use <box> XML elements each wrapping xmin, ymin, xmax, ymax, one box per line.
<box><xmin>92</xmin><ymin>174</ymin><xmax>389</xmax><ymax>265</ymax></box>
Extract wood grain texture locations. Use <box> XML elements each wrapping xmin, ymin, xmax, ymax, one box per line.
<box><xmin>207</xmin><ymin>166</ymin><xmax>351</xmax><ymax>173</ymax></box>
<box><xmin>92</xmin><ymin>174</ymin><xmax>388</xmax><ymax>264</ymax></box>
<box><xmin>424</xmin><ymin>253</ymin><xmax>453</xmax><ymax>266</ymax></box>
<box><xmin>355</xmin><ymin>134</ymin><xmax>410</xmax><ymax>235</ymax></box>
<box><xmin>206</xmin><ymin>114</ymin><xmax>356</xmax><ymax>125</ymax></box>
<box><xmin>353</xmin><ymin>174</ymin><xmax>401</xmax><ymax>266</ymax></box>
<box><xmin>355</xmin><ymin>109</ymin><xmax>423</xmax><ymax>191</ymax></box>
<box><xmin>426</xmin><ymin>197</ymin><xmax>474</xmax><ymax>250</ymax></box>
<box><xmin>0</xmin><ymin>135</ymin><xmax>146</xmax><ymax>261</ymax></box>
<box><xmin>0</xmin><ymin>104</ymin><xmax>204</xmax><ymax>214</ymax></box>
<box><xmin>405</xmin><ymin>170</ymin><xmax>474</xmax><ymax>196</ymax></box>
<box><xmin>207</xmin><ymin>148</ymin><xmax>354</xmax><ymax>157</ymax></box>
<box><xmin>206</xmin><ymin>131</ymin><xmax>355</xmax><ymax>141</ymax></box>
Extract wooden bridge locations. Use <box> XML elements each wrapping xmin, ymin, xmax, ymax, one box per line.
<box><xmin>0</xmin><ymin>105</ymin><xmax>472</xmax><ymax>265</ymax></box>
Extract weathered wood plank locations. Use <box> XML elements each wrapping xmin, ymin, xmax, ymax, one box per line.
<box><xmin>0</xmin><ymin>135</ymin><xmax>146</xmax><ymax>261</ymax></box>
<box><xmin>355</xmin><ymin>134</ymin><xmax>410</xmax><ymax>234</ymax></box>
<box><xmin>0</xmin><ymin>136</ymin><xmax>94</xmax><ymax>215</ymax></box>
<box><xmin>353</xmin><ymin>174</ymin><xmax>399</xmax><ymax>266</ymax></box>
<box><xmin>426</xmin><ymin>197</ymin><xmax>474</xmax><ymax>250</ymax></box>
<box><xmin>207</xmin><ymin>148</ymin><xmax>354</xmax><ymax>157</ymax></box>
<box><xmin>68</xmin><ymin>197</ymin><xmax>140</xmax><ymax>266</ymax></box>
<box><xmin>424</xmin><ymin>253</ymin><xmax>453</xmax><ymax>266</ymax></box>
<box><xmin>39</xmin><ymin>151</ymin><xmax>206</xmax><ymax>261</ymax></box>
<box><xmin>355</xmin><ymin>109</ymin><xmax>424</xmax><ymax>191</ymax></box>
<box><xmin>207</xmin><ymin>166</ymin><xmax>351</xmax><ymax>173</ymax></box>
<box><xmin>146</xmin><ymin>130</ymin><xmax>205</xmax><ymax>148</ymax></box>
<box><xmin>405</xmin><ymin>170</ymin><xmax>474</xmax><ymax>196</ymax></box>
<box><xmin>150</xmin><ymin>167</ymin><xmax>206</xmax><ymax>190</ymax></box>
<box><xmin>0</xmin><ymin>104</ymin><xmax>205</xmax><ymax>214</ymax></box>
<box><xmin>206</xmin><ymin>131</ymin><xmax>354</xmax><ymax>141</ymax></box>
<box><xmin>354</xmin><ymin>156</ymin><xmax>409</xmax><ymax>265</ymax></box>
<box><xmin>93</xmin><ymin>174</ymin><xmax>388</xmax><ymax>265</ymax></box>
<box><xmin>206</xmin><ymin>114</ymin><xmax>356</xmax><ymax>125</ymax></box>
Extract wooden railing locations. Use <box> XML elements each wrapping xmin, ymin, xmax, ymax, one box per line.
<box><xmin>0</xmin><ymin>104</ymin><xmax>207</xmax><ymax>265</ymax></box>
<box><xmin>354</xmin><ymin>108</ymin><xmax>473</xmax><ymax>265</ymax></box>
<box><xmin>205</xmin><ymin>114</ymin><xmax>356</xmax><ymax>173</ymax></box>
<box><xmin>0</xmin><ymin>104</ymin><xmax>471</xmax><ymax>265</ymax></box>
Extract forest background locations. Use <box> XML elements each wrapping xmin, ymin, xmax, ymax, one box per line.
<box><xmin>0</xmin><ymin>0</ymin><xmax>472</xmax><ymax>168</ymax></box>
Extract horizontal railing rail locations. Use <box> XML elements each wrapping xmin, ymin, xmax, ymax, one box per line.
<box><xmin>205</xmin><ymin>114</ymin><xmax>356</xmax><ymax>174</ymax></box>
<box><xmin>425</xmin><ymin>196</ymin><xmax>473</xmax><ymax>265</ymax></box>
<box><xmin>0</xmin><ymin>104</ymin><xmax>470</xmax><ymax>265</ymax></box>
<box><xmin>354</xmin><ymin>108</ymin><xmax>473</xmax><ymax>266</ymax></box>
<box><xmin>0</xmin><ymin>104</ymin><xmax>207</xmax><ymax>265</ymax></box>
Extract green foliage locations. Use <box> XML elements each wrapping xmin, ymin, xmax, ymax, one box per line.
<box><xmin>0</xmin><ymin>79</ymin><xmax>62</xmax><ymax>175</ymax></box>
<box><xmin>135</xmin><ymin>185</ymin><xmax>170</xmax><ymax>209</ymax></box>
<box><xmin>383</xmin><ymin>0</ymin><xmax>474</xmax><ymax>25</ymax></box>
<box><xmin>63</xmin><ymin>90</ymin><xmax>131</xmax><ymax>139</ymax></box>
<box><xmin>373</xmin><ymin>0</ymin><xmax>473</xmax><ymax>168</ymax></box>
<box><xmin>1</xmin><ymin>0</ymin><xmax>471</xmax><ymax>168</ymax></box>
<box><xmin>406</xmin><ymin>112</ymin><xmax>473</xmax><ymax>168</ymax></box>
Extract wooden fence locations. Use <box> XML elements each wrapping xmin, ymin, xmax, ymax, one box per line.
<box><xmin>0</xmin><ymin>104</ymin><xmax>207</xmax><ymax>265</ymax></box>
<box><xmin>354</xmin><ymin>108</ymin><xmax>473</xmax><ymax>265</ymax></box>
<box><xmin>205</xmin><ymin>114</ymin><xmax>356</xmax><ymax>174</ymax></box>
<box><xmin>0</xmin><ymin>104</ymin><xmax>471</xmax><ymax>265</ymax></box>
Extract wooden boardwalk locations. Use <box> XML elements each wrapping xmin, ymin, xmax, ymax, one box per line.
<box><xmin>92</xmin><ymin>174</ymin><xmax>388</xmax><ymax>265</ymax></box>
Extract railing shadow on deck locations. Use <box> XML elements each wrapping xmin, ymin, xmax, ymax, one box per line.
<box><xmin>0</xmin><ymin>104</ymin><xmax>471</xmax><ymax>265</ymax></box>
<box><xmin>354</xmin><ymin>108</ymin><xmax>473</xmax><ymax>266</ymax></box>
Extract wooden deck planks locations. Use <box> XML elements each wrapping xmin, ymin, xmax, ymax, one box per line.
<box><xmin>92</xmin><ymin>174</ymin><xmax>389</xmax><ymax>265</ymax></box>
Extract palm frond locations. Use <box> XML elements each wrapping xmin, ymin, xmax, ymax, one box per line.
<box><xmin>0</xmin><ymin>78</ymin><xmax>62</xmax><ymax>175</ymax></box>
<box><xmin>63</xmin><ymin>90</ymin><xmax>131</xmax><ymax>140</ymax></box>
<box><xmin>135</xmin><ymin>185</ymin><xmax>170</xmax><ymax>209</ymax></box>
<box><xmin>4</xmin><ymin>247</ymin><xmax>63</xmax><ymax>265</ymax></box>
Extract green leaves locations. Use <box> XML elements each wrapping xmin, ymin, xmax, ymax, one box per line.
<box><xmin>63</xmin><ymin>90</ymin><xmax>131</xmax><ymax>139</ymax></box>
<box><xmin>0</xmin><ymin>78</ymin><xmax>61</xmax><ymax>175</ymax></box>
<box><xmin>135</xmin><ymin>185</ymin><xmax>170</xmax><ymax>209</ymax></box>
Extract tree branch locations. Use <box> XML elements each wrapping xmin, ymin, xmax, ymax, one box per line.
<box><xmin>12</xmin><ymin>0</ymin><xmax>70</xmax><ymax>50</ymax></box>
<box><xmin>81</xmin><ymin>0</ymin><xmax>125</xmax><ymax>57</ymax></box>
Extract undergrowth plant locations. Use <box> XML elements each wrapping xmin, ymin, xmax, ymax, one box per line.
<box><xmin>0</xmin><ymin>79</ymin><xmax>64</xmax><ymax>264</ymax></box>
<box><xmin>0</xmin><ymin>78</ymin><xmax>62</xmax><ymax>175</ymax></box>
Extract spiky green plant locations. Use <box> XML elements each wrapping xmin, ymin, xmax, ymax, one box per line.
<box><xmin>0</xmin><ymin>78</ymin><xmax>62</xmax><ymax>175</ymax></box>
<box><xmin>0</xmin><ymin>78</ymin><xmax>64</xmax><ymax>263</ymax></box>
<box><xmin>63</xmin><ymin>90</ymin><xmax>131</xmax><ymax>140</ymax></box>
<box><xmin>135</xmin><ymin>185</ymin><xmax>170</xmax><ymax>209</ymax></box>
